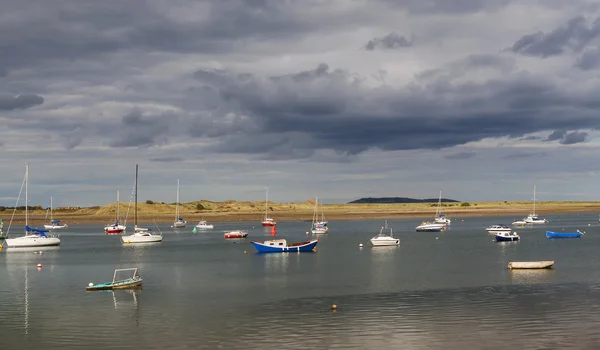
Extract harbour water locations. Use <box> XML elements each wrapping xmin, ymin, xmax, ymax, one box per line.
<box><xmin>1</xmin><ymin>213</ymin><xmax>600</xmax><ymax>349</ymax></box>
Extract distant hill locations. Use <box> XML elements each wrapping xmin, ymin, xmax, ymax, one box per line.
<box><xmin>349</xmin><ymin>197</ymin><xmax>461</xmax><ymax>204</ymax></box>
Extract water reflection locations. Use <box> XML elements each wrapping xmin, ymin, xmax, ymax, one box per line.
<box><xmin>111</xmin><ymin>289</ymin><xmax>141</xmax><ymax>310</ymax></box>
<box><xmin>510</xmin><ymin>269</ymin><xmax>556</xmax><ymax>284</ymax></box>
<box><xmin>264</xmin><ymin>252</ymin><xmax>290</xmax><ymax>274</ymax></box>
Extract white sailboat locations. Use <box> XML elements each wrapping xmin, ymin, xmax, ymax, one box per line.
<box><xmin>311</xmin><ymin>196</ymin><xmax>328</xmax><ymax>234</ymax></box>
<box><xmin>4</xmin><ymin>163</ymin><xmax>61</xmax><ymax>248</ymax></box>
<box><xmin>104</xmin><ymin>190</ymin><xmax>126</xmax><ymax>234</ymax></box>
<box><xmin>121</xmin><ymin>165</ymin><xmax>163</xmax><ymax>243</ymax></box>
<box><xmin>433</xmin><ymin>191</ymin><xmax>451</xmax><ymax>224</ymax></box>
<box><xmin>261</xmin><ymin>187</ymin><xmax>276</xmax><ymax>226</ymax></box>
<box><xmin>512</xmin><ymin>185</ymin><xmax>548</xmax><ymax>225</ymax></box>
<box><xmin>43</xmin><ymin>196</ymin><xmax>68</xmax><ymax>229</ymax></box>
<box><xmin>172</xmin><ymin>179</ymin><xmax>186</xmax><ymax>228</ymax></box>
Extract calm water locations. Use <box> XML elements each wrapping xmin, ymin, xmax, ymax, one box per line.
<box><xmin>2</xmin><ymin>213</ymin><xmax>600</xmax><ymax>349</ymax></box>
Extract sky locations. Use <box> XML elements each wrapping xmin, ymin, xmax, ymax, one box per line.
<box><xmin>2</xmin><ymin>0</ymin><xmax>600</xmax><ymax>207</ymax></box>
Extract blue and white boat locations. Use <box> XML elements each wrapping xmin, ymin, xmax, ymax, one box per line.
<box><xmin>495</xmin><ymin>231</ymin><xmax>520</xmax><ymax>242</ymax></box>
<box><xmin>251</xmin><ymin>238</ymin><xmax>318</xmax><ymax>253</ymax></box>
<box><xmin>546</xmin><ymin>230</ymin><xmax>583</xmax><ymax>238</ymax></box>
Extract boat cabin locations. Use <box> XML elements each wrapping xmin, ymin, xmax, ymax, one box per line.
<box><xmin>264</xmin><ymin>239</ymin><xmax>287</xmax><ymax>246</ymax></box>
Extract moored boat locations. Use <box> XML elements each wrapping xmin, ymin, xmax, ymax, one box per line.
<box><xmin>495</xmin><ymin>231</ymin><xmax>520</xmax><ymax>242</ymax></box>
<box><xmin>86</xmin><ymin>268</ymin><xmax>143</xmax><ymax>291</ymax></box>
<box><xmin>416</xmin><ymin>221</ymin><xmax>446</xmax><ymax>232</ymax></box>
<box><xmin>486</xmin><ymin>224</ymin><xmax>512</xmax><ymax>233</ymax></box>
<box><xmin>546</xmin><ymin>230</ymin><xmax>583</xmax><ymax>238</ymax></box>
<box><xmin>370</xmin><ymin>220</ymin><xmax>399</xmax><ymax>246</ymax></box>
<box><xmin>194</xmin><ymin>220</ymin><xmax>214</xmax><ymax>230</ymax></box>
<box><xmin>224</xmin><ymin>230</ymin><xmax>248</xmax><ymax>239</ymax></box>
<box><xmin>251</xmin><ymin>238</ymin><xmax>318</xmax><ymax>253</ymax></box>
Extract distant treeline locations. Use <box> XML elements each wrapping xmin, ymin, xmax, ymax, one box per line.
<box><xmin>349</xmin><ymin>197</ymin><xmax>460</xmax><ymax>204</ymax></box>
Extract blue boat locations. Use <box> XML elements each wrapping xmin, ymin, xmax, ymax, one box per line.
<box><xmin>495</xmin><ymin>231</ymin><xmax>520</xmax><ymax>242</ymax></box>
<box><xmin>251</xmin><ymin>238</ymin><xmax>318</xmax><ymax>253</ymax></box>
<box><xmin>546</xmin><ymin>231</ymin><xmax>583</xmax><ymax>238</ymax></box>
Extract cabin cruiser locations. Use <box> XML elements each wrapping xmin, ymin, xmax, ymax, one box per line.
<box><xmin>416</xmin><ymin>221</ymin><xmax>446</xmax><ymax>232</ymax></box>
<box><xmin>486</xmin><ymin>224</ymin><xmax>512</xmax><ymax>233</ymax></box>
<box><xmin>370</xmin><ymin>222</ymin><xmax>399</xmax><ymax>246</ymax></box>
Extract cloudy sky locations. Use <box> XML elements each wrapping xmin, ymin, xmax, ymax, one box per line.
<box><xmin>2</xmin><ymin>0</ymin><xmax>600</xmax><ymax>207</ymax></box>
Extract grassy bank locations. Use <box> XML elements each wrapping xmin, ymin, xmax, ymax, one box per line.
<box><xmin>1</xmin><ymin>200</ymin><xmax>599</xmax><ymax>225</ymax></box>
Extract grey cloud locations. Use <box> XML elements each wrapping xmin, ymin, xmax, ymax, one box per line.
<box><xmin>502</xmin><ymin>151</ymin><xmax>547</xmax><ymax>159</ymax></box>
<box><xmin>575</xmin><ymin>48</ymin><xmax>600</xmax><ymax>70</ymax></box>
<box><xmin>519</xmin><ymin>136</ymin><xmax>541</xmax><ymax>141</ymax></box>
<box><xmin>444</xmin><ymin>152</ymin><xmax>476</xmax><ymax>160</ymax></box>
<box><xmin>149</xmin><ymin>157</ymin><xmax>185</xmax><ymax>162</ymax></box>
<box><xmin>365</xmin><ymin>32</ymin><xmax>415</xmax><ymax>51</ymax></box>
<box><xmin>417</xmin><ymin>54</ymin><xmax>516</xmax><ymax>81</ymax></box>
<box><xmin>384</xmin><ymin>0</ymin><xmax>512</xmax><ymax>14</ymax></box>
<box><xmin>546</xmin><ymin>130</ymin><xmax>566</xmax><ymax>141</ymax></box>
<box><xmin>0</xmin><ymin>94</ymin><xmax>44</xmax><ymax>111</ymax></box>
<box><xmin>560</xmin><ymin>131</ymin><xmax>588</xmax><ymax>144</ymax></box>
<box><xmin>510</xmin><ymin>16</ymin><xmax>600</xmax><ymax>57</ymax></box>
<box><xmin>108</xmin><ymin>109</ymin><xmax>174</xmax><ymax>148</ymax></box>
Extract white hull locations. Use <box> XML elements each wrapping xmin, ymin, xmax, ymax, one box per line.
<box><xmin>5</xmin><ymin>235</ymin><xmax>61</xmax><ymax>247</ymax></box>
<box><xmin>44</xmin><ymin>224</ymin><xmax>68</xmax><ymax>229</ymax></box>
<box><xmin>370</xmin><ymin>237</ymin><xmax>400</xmax><ymax>246</ymax></box>
<box><xmin>434</xmin><ymin>217</ymin><xmax>451</xmax><ymax>224</ymax></box>
<box><xmin>173</xmin><ymin>221</ymin><xmax>186</xmax><ymax>228</ymax></box>
<box><xmin>195</xmin><ymin>224</ymin><xmax>214</xmax><ymax>229</ymax></box>
<box><xmin>416</xmin><ymin>223</ymin><xmax>446</xmax><ymax>231</ymax></box>
<box><xmin>311</xmin><ymin>228</ymin><xmax>328</xmax><ymax>234</ymax></box>
<box><xmin>121</xmin><ymin>232</ymin><xmax>162</xmax><ymax>243</ymax></box>
<box><xmin>524</xmin><ymin>219</ymin><xmax>547</xmax><ymax>224</ymax></box>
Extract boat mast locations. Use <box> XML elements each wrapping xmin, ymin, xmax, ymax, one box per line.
<box><xmin>176</xmin><ymin>178</ymin><xmax>180</xmax><ymax>221</ymax></box>
<box><xmin>265</xmin><ymin>187</ymin><xmax>268</xmax><ymax>220</ymax></box>
<box><xmin>116</xmin><ymin>190</ymin><xmax>120</xmax><ymax>223</ymax></box>
<box><xmin>312</xmin><ymin>196</ymin><xmax>318</xmax><ymax>225</ymax></box>
<box><xmin>50</xmin><ymin>196</ymin><xmax>53</xmax><ymax>222</ymax></box>
<box><xmin>533</xmin><ymin>184</ymin><xmax>536</xmax><ymax>215</ymax></box>
<box><xmin>436</xmin><ymin>191</ymin><xmax>442</xmax><ymax>217</ymax></box>
<box><xmin>134</xmin><ymin>164</ymin><xmax>138</xmax><ymax>227</ymax></box>
<box><xmin>25</xmin><ymin>163</ymin><xmax>28</xmax><ymax>231</ymax></box>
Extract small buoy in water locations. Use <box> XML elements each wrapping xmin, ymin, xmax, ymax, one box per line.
<box><xmin>359</xmin><ymin>243</ymin><xmax>363</xmax><ymax>248</ymax></box>
<box><xmin>436</xmin><ymin>237</ymin><xmax>439</xmax><ymax>240</ymax></box>
<box><xmin>244</xmin><ymin>250</ymin><xmax>247</xmax><ymax>254</ymax></box>
<box><xmin>306</xmin><ymin>231</ymin><xmax>309</xmax><ymax>235</ymax></box>
<box><xmin>37</xmin><ymin>264</ymin><xmax>42</xmax><ymax>268</ymax></box>
<box><xmin>331</xmin><ymin>304</ymin><xmax>337</xmax><ymax>311</ymax></box>
<box><xmin>126</xmin><ymin>240</ymin><xmax>130</xmax><ymax>244</ymax></box>
<box><xmin>89</xmin><ymin>282</ymin><xmax>94</xmax><ymax>287</ymax></box>
<box><xmin>39</xmin><ymin>251</ymin><xmax>43</xmax><ymax>254</ymax></box>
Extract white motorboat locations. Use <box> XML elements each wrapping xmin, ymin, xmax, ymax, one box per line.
<box><xmin>486</xmin><ymin>224</ymin><xmax>512</xmax><ymax>233</ymax></box>
<box><xmin>370</xmin><ymin>221</ymin><xmax>400</xmax><ymax>246</ymax></box>
<box><xmin>4</xmin><ymin>163</ymin><xmax>61</xmax><ymax>248</ymax></box>
<box><xmin>121</xmin><ymin>165</ymin><xmax>162</xmax><ymax>244</ymax></box>
<box><xmin>194</xmin><ymin>220</ymin><xmax>214</xmax><ymax>229</ymax></box>
<box><xmin>416</xmin><ymin>221</ymin><xmax>446</xmax><ymax>232</ymax></box>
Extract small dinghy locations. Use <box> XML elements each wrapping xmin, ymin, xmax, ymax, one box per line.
<box><xmin>508</xmin><ymin>261</ymin><xmax>554</xmax><ymax>269</ymax></box>
<box><xmin>224</xmin><ymin>230</ymin><xmax>248</xmax><ymax>239</ymax></box>
<box><xmin>86</xmin><ymin>268</ymin><xmax>142</xmax><ymax>291</ymax></box>
<box><xmin>546</xmin><ymin>230</ymin><xmax>583</xmax><ymax>238</ymax></box>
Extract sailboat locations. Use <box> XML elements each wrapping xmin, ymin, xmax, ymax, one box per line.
<box><xmin>104</xmin><ymin>190</ymin><xmax>126</xmax><ymax>234</ymax></box>
<box><xmin>311</xmin><ymin>196</ymin><xmax>328</xmax><ymax>234</ymax></box>
<box><xmin>261</xmin><ymin>187</ymin><xmax>276</xmax><ymax>226</ymax></box>
<box><xmin>172</xmin><ymin>179</ymin><xmax>186</xmax><ymax>228</ymax></box>
<box><xmin>43</xmin><ymin>196</ymin><xmax>68</xmax><ymax>229</ymax></box>
<box><xmin>121</xmin><ymin>164</ymin><xmax>163</xmax><ymax>243</ymax></box>
<box><xmin>4</xmin><ymin>163</ymin><xmax>61</xmax><ymax>247</ymax></box>
<box><xmin>433</xmin><ymin>191</ymin><xmax>451</xmax><ymax>225</ymax></box>
<box><xmin>512</xmin><ymin>185</ymin><xmax>548</xmax><ymax>225</ymax></box>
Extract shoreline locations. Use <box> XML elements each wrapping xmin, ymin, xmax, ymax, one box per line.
<box><xmin>3</xmin><ymin>203</ymin><xmax>599</xmax><ymax>225</ymax></box>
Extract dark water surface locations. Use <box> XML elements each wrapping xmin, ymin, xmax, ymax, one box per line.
<box><xmin>2</xmin><ymin>213</ymin><xmax>600</xmax><ymax>349</ymax></box>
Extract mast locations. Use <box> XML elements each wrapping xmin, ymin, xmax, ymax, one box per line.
<box><xmin>50</xmin><ymin>196</ymin><xmax>53</xmax><ymax>222</ymax></box>
<box><xmin>312</xmin><ymin>196</ymin><xmax>318</xmax><ymax>225</ymax></box>
<box><xmin>265</xmin><ymin>187</ymin><xmax>268</xmax><ymax>220</ymax></box>
<box><xmin>436</xmin><ymin>191</ymin><xmax>442</xmax><ymax>217</ymax></box>
<box><xmin>533</xmin><ymin>184</ymin><xmax>536</xmax><ymax>215</ymax></box>
<box><xmin>134</xmin><ymin>164</ymin><xmax>138</xmax><ymax>227</ymax></box>
<box><xmin>176</xmin><ymin>178</ymin><xmax>180</xmax><ymax>221</ymax></box>
<box><xmin>116</xmin><ymin>190</ymin><xmax>120</xmax><ymax>223</ymax></box>
<box><xmin>25</xmin><ymin>163</ymin><xmax>28</xmax><ymax>230</ymax></box>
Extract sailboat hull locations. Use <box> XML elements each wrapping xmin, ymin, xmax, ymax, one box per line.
<box><xmin>262</xmin><ymin>222</ymin><xmax>276</xmax><ymax>227</ymax></box>
<box><xmin>121</xmin><ymin>233</ymin><xmax>162</xmax><ymax>243</ymax></box>
<box><xmin>44</xmin><ymin>224</ymin><xmax>67</xmax><ymax>229</ymax></box>
<box><xmin>5</xmin><ymin>235</ymin><xmax>61</xmax><ymax>247</ymax></box>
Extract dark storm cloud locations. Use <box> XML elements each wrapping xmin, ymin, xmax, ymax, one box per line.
<box><xmin>364</xmin><ymin>32</ymin><xmax>415</xmax><ymax>51</ymax></box>
<box><xmin>444</xmin><ymin>152</ymin><xmax>476</xmax><ymax>160</ymax></box>
<box><xmin>510</xmin><ymin>16</ymin><xmax>600</xmax><ymax>57</ymax></box>
<box><xmin>188</xmin><ymin>57</ymin><xmax>600</xmax><ymax>157</ymax></box>
<box><xmin>0</xmin><ymin>94</ymin><xmax>44</xmax><ymax>111</ymax></box>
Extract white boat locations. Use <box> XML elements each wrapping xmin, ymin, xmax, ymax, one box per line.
<box><xmin>43</xmin><ymin>197</ymin><xmax>68</xmax><ymax>229</ymax></box>
<box><xmin>415</xmin><ymin>221</ymin><xmax>446</xmax><ymax>232</ymax></box>
<box><xmin>104</xmin><ymin>190</ymin><xmax>126</xmax><ymax>234</ymax></box>
<box><xmin>172</xmin><ymin>179</ymin><xmax>186</xmax><ymax>228</ymax></box>
<box><xmin>370</xmin><ymin>221</ymin><xmax>400</xmax><ymax>246</ymax></box>
<box><xmin>121</xmin><ymin>165</ymin><xmax>162</xmax><ymax>244</ymax></box>
<box><xmin>194</xmin><ymin>220</ymin><xmax>214</xmax><ymax>230</ymax></box>
<box><xmin>4</xmin><ymin>163</ymin><xmax>61</xmax><ymax>248</ymax></box>
<box><xmin>433</xmin><ymin>191</ymin><xmax>451</xmax><ymax>224</ymax></box>
<box><xmin>310</xmin><ymin>196</ymin><xmax>328</xmax><ymax>234</ymax></box>
<box><xmin>261</xmin><ymin>187</ymin><xmax>276</xmax><ymax>226</ymax></box>
<box><xmin>486</xmin><ymin>224</ymin><xmax>512</xmax><ymax>233</ymax></box>
<box><xmin>512</xmin><ymin>185</ymin><xmax>548</xmax><ymax>225</ymax></box>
